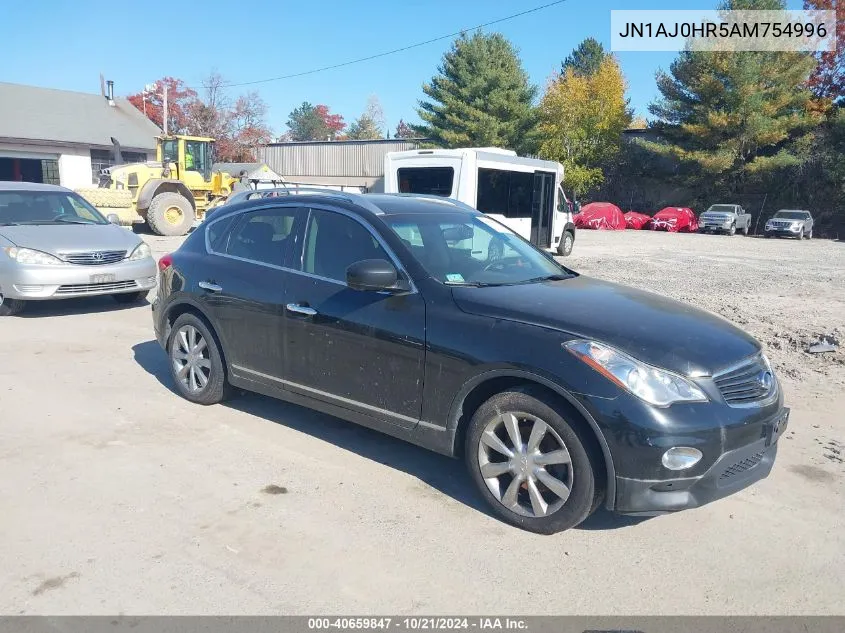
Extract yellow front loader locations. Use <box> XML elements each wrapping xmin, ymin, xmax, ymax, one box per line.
<box><xmin>76</xmin><ymin>135</ymin><xmax>236</xmax><ymax>236</ymax></box>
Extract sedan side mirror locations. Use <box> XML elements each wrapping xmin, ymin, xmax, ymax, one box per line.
<box><xmin>106</xmin><ymin>213</ymin><xmax>121</xmax><ymax>225</ymax></box>
<box><xmin>346</xmin><ymin>259</ymin><xmax>400</xmax><ymax>292</ymax></box>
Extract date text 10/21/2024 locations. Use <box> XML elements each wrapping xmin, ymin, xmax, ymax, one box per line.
<box><xmin>307</xmin><ymin>618</ymin><xmax>529</xmax><ymax>630</ymax></box>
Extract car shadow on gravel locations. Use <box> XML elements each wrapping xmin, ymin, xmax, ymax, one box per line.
<box><xmin>132</xmin><ymin>338</ymin><xmax>652</xmax><ymax>532</ymax></box>
<box><xmin>17</xmin><ymin>296</ymin><xmax>149</xmax><ymax>318</ymax></box>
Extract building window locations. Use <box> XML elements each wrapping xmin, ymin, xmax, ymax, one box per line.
<box><xmin>41</xmin><ymin>159</ymin><xmax>60</xmax><ymax>185</ymax></box>
<box><xmin>90</xmin><ymin>149</ymin><xmax>147</xmax><ymax>183</ymax></box>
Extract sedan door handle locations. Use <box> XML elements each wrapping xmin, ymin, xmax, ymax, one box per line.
<box><xmin>286</xmin><ymin>303</ymin><xmax>318</xmax><ymax>316</ymax></box>
<box><xmin>199</xmin><ymin>281</ymin><xmax>223</xmax><ymax>293</ymax></box>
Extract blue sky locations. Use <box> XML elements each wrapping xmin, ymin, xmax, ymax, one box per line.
<box><xmin>3</xmin><ymin>0</ymin><xmax>803</xmax><ymax>136</ymax></box>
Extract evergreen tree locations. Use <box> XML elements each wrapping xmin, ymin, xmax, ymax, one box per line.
<box><xmin>648</xmin><ymin>0</ymin><xmax>819</xmax><ymax>191</ymax></box>
<box><xmin>416</xmin><ymin>32</ymin><xmax>537</xmax><ymax>152</ymax></box>
<box><xmin>561</xmin><ymin>37</ymin><xmax>607</xmax><ymax>77</ymax></box>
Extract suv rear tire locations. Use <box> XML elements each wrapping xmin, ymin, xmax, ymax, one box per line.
<box><xmin>465</xmin><ymin>387</ymin><xmax>601</xmax><ymax>534</ymax></box>
<box><xmin>167</xmin><ymin>313</ymin><xmax>231</xmax><ymax>405</ymax></box>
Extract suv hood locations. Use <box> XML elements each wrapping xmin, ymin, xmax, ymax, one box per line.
<box><xmin>0</xmin><ymin>224</ymin><xmax>141</xmax><ymax>256</ymax></box>
<box><xmin>451</xmin><ymin>276</ymin><xmax>760</xmax><ymax>376</ymax></box>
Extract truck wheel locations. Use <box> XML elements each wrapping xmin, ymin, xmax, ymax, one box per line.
<box><xmin>557</xmin><ymin>231</ymin><xmax>574</xmax><ymax>257</ymax></box>
<box><xmin>728</xmin><ymin>223</ymin><xmax>736</xmax><ymax>236</ymax></box>
<box><xmin>742</xmin><ymin>223</ymin><xmax>749</xmax><ymax>236</ymax></box>
<box><xmin>74</xmin><ymin>188</ymin><xmax>133</xmax><ymax>209</ymax></box>
<box><xmin>146</xmin><ymin>192</ymin><xmax>195</xmax><ymax>236</ymax></box>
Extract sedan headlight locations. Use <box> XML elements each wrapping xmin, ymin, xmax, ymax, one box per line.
<box><xmin>127</xmin><ymin>242</ymin><xmax>152</xmax><ymax>261</ymax></box>
<box><xmin>2</xmin><ymin>247</ymin><xmax>65</xmax><ymax>266</ymax></box>
<box><xmin>563</xmin><ymin>340</ymin><xmax>708</xmax><ymax>407</ymax></box>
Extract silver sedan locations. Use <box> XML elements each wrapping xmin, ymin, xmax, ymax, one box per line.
<box><xmin>0</xmin><ymin>182</ymin><xmax>157</xmax><ymax>316</ymax></box>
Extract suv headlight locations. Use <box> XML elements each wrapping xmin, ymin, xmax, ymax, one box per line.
<box><xmin>127</xmin><ymin>242</ymin><xmax>152</xmax><ymax>261</ymax></box>
<box><xmin>2</xmin><ymin>246</ymin><xmax>64</xmax><ymax>266</ymax></box>
<box><xmin>563</xmin><ymin>340</ymin><xmax>708</xmax><ymax>407</ymax></box>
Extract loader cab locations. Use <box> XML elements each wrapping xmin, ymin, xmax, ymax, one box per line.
<box><xmin>156</xmin><ymin>135</ymin><xmax>214</xmax><ymax>184</ymax></box>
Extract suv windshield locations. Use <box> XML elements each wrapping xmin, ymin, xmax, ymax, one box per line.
<box><xmin>385</xmin><ymin>212</ymin><xmax>574</xmax><ymax>286</ymax></box>
<box><xmin>706</xmin><ymin>205</ymin><xmax>736</xmax><ymax>212</ymax></box>
<box><xmin>0</xmin><ymin>191</ymin><xmax>108</xmax><ymax>226</ymax></box>
<box><xmin>774</xmin><ymin>211</ymin><xmax>809</xmax><ymax>220</ymax></box>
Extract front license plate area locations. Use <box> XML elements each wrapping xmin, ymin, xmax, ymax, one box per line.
<box><xmin>767</xmin><ymin>409</ymin><xmax>789</xmax><ymax>446</ymax></box>
<box><xmin>90</xmin><ymin>273</ymin><xmax>116</xmax><ymax>284</ymax></box>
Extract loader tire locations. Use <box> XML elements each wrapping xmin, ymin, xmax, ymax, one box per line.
<box><xmin>146</xmin><ymin>192</ymin><xmax>195</xmax><ymax>236</ymax></box>
<box><xmin>74</xmin><ymin>188</ymin><xmax>133</xmax><ymax>209</ymax></box>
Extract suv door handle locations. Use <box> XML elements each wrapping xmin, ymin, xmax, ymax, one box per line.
<box><xmin>199</xmin><ymin>281</ymin><xmax>223</xmax><ymax>293</ymax></box>
<box><xmin>286</xmin><ymin>303</ymin><xmax>317</xmax><ymax>316</ymax></box>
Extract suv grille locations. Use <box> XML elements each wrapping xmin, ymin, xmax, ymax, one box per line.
<box><xmin>714</xmin><ymin>355</ymin><xmax>774</xmax><ymax>405</ymax></box>
<box><xmin>770</xmin><ymin>220</ymin><xmax>793</xmax><ymax>229</ymax></box>
<box><xmin>62</xmin><ymin>251</ymin><xmax>126</xmax><ymax>265</ymax></box>
<box><xmin>720</xmin><ymin>451</ymin><xmax>765</xmax><ymax>480</ymax></box>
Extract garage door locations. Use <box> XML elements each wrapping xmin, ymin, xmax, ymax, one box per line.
<box><xmin>0</xmin><ymin>150</ymin><xmax>60</xmax><ymax>185</ymax></box>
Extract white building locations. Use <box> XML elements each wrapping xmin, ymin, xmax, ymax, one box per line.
<box><xmin>0</xmin><ymin>82</ymin><xmax>160</xmax><ymax>189</ymax></box>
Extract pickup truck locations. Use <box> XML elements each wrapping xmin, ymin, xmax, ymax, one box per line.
<box><xmin>698</xmin><ymin>204</ymin><xmax>752</xmax><ymax>235</ymax></box>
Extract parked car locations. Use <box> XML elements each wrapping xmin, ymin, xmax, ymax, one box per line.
<box><xmin>153</xmin><ymin>192</ymin><xmax>788</xmax><ymax>534</ymax></box>
<box><xmin>764</xmin><ymin>210</ymin><xmax>814</xmax><ymax>239</ymax></box>
<box><xmin>0</xmin><ymin>182</ymin><xmax>157</xmax><ymax>316</ymax></box>
<box><xmin>699</xmin><ymin>204</ymin><xmax>752</xmax><ymax>235</ymax></box>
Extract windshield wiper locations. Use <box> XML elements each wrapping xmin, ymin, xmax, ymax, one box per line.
<box><xmin>513</xmin><ymin>274</ymin><xmax>575</xmax><ymax>284</ymax></box>
<box><xmin>445</xmin><ymin>281</ymin><xmax>508</xmax><ymax>287</ymax></box>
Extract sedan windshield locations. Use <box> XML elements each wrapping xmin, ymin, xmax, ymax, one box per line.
<box><xmin>0</xmin><ymin>191</ymin><xmax>108</xmax><ymax>226</ymax></box>
<box><xmin>385</xmin><ymin>212</ymin><xmax>574</xmax><ymax>286</ymax></box>
<box><xmin>773</xmin><ymin>211</ymin><xmax>809</xmax><ymax>220</ymax></box>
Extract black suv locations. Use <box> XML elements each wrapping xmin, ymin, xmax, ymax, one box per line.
<box><xmin>153</xmin><ymin>192</ymin><xmax>788</xmax><ymax>533</ymax></box>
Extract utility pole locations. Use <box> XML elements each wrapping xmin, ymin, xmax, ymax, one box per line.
<box><xmin>162</xmin><ymin>83</ymin><xmax>169</xmax><ymax>135</ymax></box>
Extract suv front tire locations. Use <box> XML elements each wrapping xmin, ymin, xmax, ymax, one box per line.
<box><xmin>465</xmin><ymin>387</ymin><xmax>602</xmax><ymax>534</ymax></box>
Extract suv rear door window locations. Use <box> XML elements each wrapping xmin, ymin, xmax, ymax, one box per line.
<box><xmin>224</xmin><ymin>208</ymin><xmax>298</xmax><ymax>267</ymax></box>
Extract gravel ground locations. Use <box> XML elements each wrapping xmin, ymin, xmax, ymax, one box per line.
<box><xmin>565</xmin><ymin>230</ymin><xmax>845</xmax><ymax>390</ymax></box>
<box><xmin>0</xmin><ymin>229</ymin><xmax>842</xmax><ymax>615</ymax></box>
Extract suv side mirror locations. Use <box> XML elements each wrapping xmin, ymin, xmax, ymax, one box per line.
<box><xmin>106</xmin><ymin>213</ymin><xmax>121</xmax><ymax>225</ymax></box>
<box><xmin>346</xmin><ymin>259</ymin><xmax>400</xmax><ymax>292</ymax></box>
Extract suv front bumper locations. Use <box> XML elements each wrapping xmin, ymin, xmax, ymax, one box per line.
<box><xmin>614</xmin><ymin>408</ymin><xmax>788</xmax><ymax>515</ymax></box>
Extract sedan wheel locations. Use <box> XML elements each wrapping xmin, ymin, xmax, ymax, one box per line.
<box><xmin>478</xmin><ymin>412</ymin><xmax>574</xmax><ymax>518</ymax></box>
<box><xmin>167</xmin><ymin>313</ymin><xmax>231</xmax><ymax>405</ymax></box>
<box><xmin>466</xmin><ymin>387</ymin><xmax>601</xmax><ymax>534</ymax></box>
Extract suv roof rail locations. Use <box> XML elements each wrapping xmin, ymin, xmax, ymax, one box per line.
<box><xmin>241</xmin><ymin>185</ymin><xmax>386</xmax><ymax>215</ymax></box>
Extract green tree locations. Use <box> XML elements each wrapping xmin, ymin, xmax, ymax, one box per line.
<box><xmin>647</xmin><ymin>0</ymin><xmax>819</xmax><ymax>193</ymax></box>
<box><xmin>561</xmin><ymin>37</ymin><xmax>607</xmax><ymax>77</ymax></box>
<box><xmin>538</xmin><ymin>56</ymin><xmax>632</xmax><ymax>196</ymax></box>
<box><xmin>416</xmin><ymin>32</ymin><xmax>537</xmax><ymax>152</ymax></box>
<box><xmin>286</xmin><ymin>102</ymin><xmax>345</xmax><ymax>141</ymax></box>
